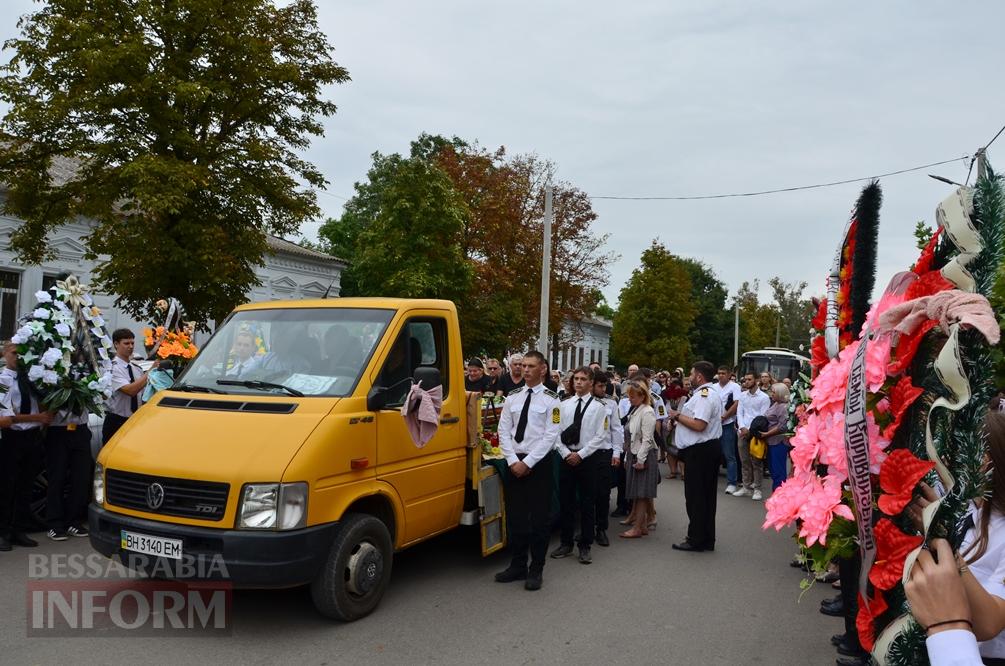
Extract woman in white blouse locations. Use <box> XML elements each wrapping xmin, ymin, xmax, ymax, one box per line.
<box><xmin>620</xmin><ymin>381</ymin><xmax>658</xmax><ymax>539</ymax></box>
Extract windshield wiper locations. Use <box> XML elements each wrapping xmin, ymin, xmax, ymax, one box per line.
<box><xmin>216</xmin><ymin>379</ymin><xmax>304</xmax><ymax>397</ymax></box>
<box><xmin>173</xmin><ymin>383</ymin><xmax>227</xmax><ymax>394</ymax></box>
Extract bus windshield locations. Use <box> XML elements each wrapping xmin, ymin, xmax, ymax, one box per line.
<box><xmin>175</xmin><ymin>308</ymin><xmax>393</xmax><ymax>397</ymax></box>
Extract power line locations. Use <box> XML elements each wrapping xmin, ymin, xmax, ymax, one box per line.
<box><xmin>589</xmin><ymin>156</ymin><xmax>970</xmax><ymax>201</ymax></box>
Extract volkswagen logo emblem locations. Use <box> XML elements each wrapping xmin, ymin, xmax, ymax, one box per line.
<box><xmin>146</xmin><ymin>483</ymin><xmax>165</xmax><ymax>510</ymax></box>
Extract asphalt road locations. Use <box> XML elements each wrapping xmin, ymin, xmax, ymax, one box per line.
<box><xmin>3</xmin><ymin>471</ymin><xmax>843</xmax><ymax>665</ymax></box>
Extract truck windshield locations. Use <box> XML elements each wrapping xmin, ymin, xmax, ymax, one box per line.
<box><xmin>175</xmin><ymin>308</ymin><xmax>393</xmax><ymax>397</ymax></box>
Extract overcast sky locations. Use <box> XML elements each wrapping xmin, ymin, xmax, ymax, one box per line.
<box><xmin>6</xmin><ymin>1</ymin><xmax>1005</xmax><ymax>307</ymax></box>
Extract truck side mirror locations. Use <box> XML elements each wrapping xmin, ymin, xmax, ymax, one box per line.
<box><xmin>367</xmin><ymin>387</ymin><xmax>388</xmax><ymax>412</ymax></box>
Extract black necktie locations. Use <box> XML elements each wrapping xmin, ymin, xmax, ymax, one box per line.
<box><xmin>127</xmin><ymin>364</ymin><xmax>138</xmax><ymax>413</ymax></box>
<box><xmin>574</xmin><ymin>397</ymin><xmax>584</xmax><ymax>423</ymax></box>
<box><xmin>514</xmin><ymin>390</ymin><xmax>533</xmax><ymax>443</ymax></box>
<box><xmin>17</xmin><ymin>370</ymin><xmax>31</xmax><ymax>415</ymax></box>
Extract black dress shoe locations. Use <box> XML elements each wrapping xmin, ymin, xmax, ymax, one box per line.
<box><xmin>524</xmin><ymin>573</ymin><xmax>542</xmax><ymax>591</ymax></box>
<box><xmin>836</xmin><ymin>639</ymin><xmax>868</xmax><ymax>658</ymax></box>
<box><xmin>595</xmin><ymin>531</ymin><xmax>610</xmax><ymax>547</ymax></box>
<box><xmin>11</xmin><ymin>533</ymin><xmax>38</xmax><ymax>547</ymax></box>
<box><xmin>822</xmin><ymin>593</ymin><xmax>841</xmax><ymax>606</ymax></box>
<box><xmin>0</xmin><ymin>536</ymin><xmax>11</xmax><ymax>552</ymax></box>
<box><xmin>820</xmin><ymin>599</ymin><xmax>845</xmax><ymax>617</ymax></box>
<box><xmin>835</xmin><ymin>655</ymin><xmax>871</xmax><ymax>666</ymax></box>
<box><xmin>831</xmin><ymin>634</ymin><xmax>845</xmax><ymax>647</ymax></box>
<box><xmin>578</xmin><ymin>546</ymin><xmax>592</xmax><ymax>564</ymax></box>
<box><xmin>550</xmin><ymin>544</ymin><xmax>574</xmax><ymax>559</ymax></box>
<box><xmin>494</xmin><ymin>567</ymin><xmax>527</xmax><ymax>583</ymax></box>
<box><xmin>671</xmin><ymin>541</ymin><xmax>705</xmax><ymax>552</ymax></box>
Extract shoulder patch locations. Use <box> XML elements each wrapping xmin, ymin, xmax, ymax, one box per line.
<box><xmin>551</xmin><ymin>407</ymin><xmax>561</xmax><ymax>424</ymax></box>
<box><xmin>700</xmin><ymin>387</ymin><xmax>710</xmax><ymax>397</ymax></box>
<box><xmin>658</xmin><ymin>405</ymin><xmax>666</xmax><ymax>416</ymax></box>
<box><xmin>507</xmin><ymin>387</ymin><xmax>525</xmax><ymax>396</ymax></box>
<box><xmin>543</xmin><ymin>388</ymin><xmax>558</xmax><ymax>399</ymax></box>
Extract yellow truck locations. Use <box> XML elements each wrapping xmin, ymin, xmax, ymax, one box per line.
<box><xmin>89</xmin><ymin>298</ymin><xmax>506</xmax><ymax>621</ymax></box>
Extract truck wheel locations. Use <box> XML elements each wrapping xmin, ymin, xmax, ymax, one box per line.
<box><xmin>310</xmin><ymin>513</ymin><xmax>393</xmax><ymax>621</ymax></box>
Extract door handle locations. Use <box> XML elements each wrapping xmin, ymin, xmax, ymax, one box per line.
<box><xmin>440</xmin><ymin>416</ymin><xmax>460</xmax><ymax>424</ymax></box>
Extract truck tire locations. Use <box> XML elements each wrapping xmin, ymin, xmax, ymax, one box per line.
<box><xmin>310</xmin><ymin>513</ymin><xmax>393</xmax><ymax>621</ymax></box>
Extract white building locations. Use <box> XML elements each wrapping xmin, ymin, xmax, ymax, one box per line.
<box><xmin>551</xmin><ymin>316</ymin><xmax>613</xmax><ymax>372</ymax></box>
<box><xmin>0</xmin><ymin>208</ymin><xmax>345</xmax><ymax>340</ymax></box>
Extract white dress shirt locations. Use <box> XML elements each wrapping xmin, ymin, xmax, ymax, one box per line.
<box><xmin>737</xmin><ymin>388</ymin><xmax>771</xmax><ymax>430</ymax></box>
<box><xmin>497</xmin><ymin>383</ymin><xmax>561</xmax><ymax>469</ymax></box>
<box><xmin>555</xmin><ymin>393</ymin><xmax>606</xmax><ymax>460</ymax></box>
<box><xmin>107</xmin><ymin>356</ymin><xmax>145</xmax><ymax>418</ymax></box>
<box><xmin>959</xmin><ymin>504</ymin><xmax>1005</xmax><ymax>658</ymax></box>
<box><xmin>926</xmin><ymin>630</ymin><xmax>983</xmax><ymax>666</ymax></box>
<box><xmin>598</xmin><ymin>397</ymin><xmax>624</xmax><ymax>459</ymax></box>
<box><xmin>0</xmin><ymin>368</ymin><xmax>41</xmax><ymax>430</ymax></box>
<box><xmin>227</xmin><ymin>356</ymin><xmax>260</xmax><ymax>378</ymax></box>
<box><xmin>717</xmin><ymin>380</ymin><xmax>742</xmax><ymax>425</ymax></box>
<box><xmin>675</xmin><ymin>382</ymin><xmax>724</xmax><ymax>449</ymax></box>
<box><xmin>650</xmin><ymin>391</ymin><xmax>669</xmax><ymax>422</ymax></box>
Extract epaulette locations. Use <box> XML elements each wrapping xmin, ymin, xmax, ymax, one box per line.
<box><xmin>543</xmin><ymin>388</ymin><xmax>559</xmax><ymax>399</ymax></box>
<box><xmin>699</xmin><ymin>387</ymin><xmax>710</xmax><ymax>397</ymax></box>
<box><xmin>650</xmin><ymin>391</ymin><xmax>660</xmax><ymax>400</ymax></box>
<box><xmin>508</xmin><ymin>387</ymin><xmax>525</xmax><ymax>397</ymax></box>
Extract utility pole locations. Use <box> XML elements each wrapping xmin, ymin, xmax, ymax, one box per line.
<box><xmin>538</xmin><ymin>185</ymin><xmax>553</xmax><ymax>356</ymax></box>
<box><xmin>775</xmin><ymin>315</ymin><xmax>781</xmax><ymax>348</ymax></box>
<box><xmin>733</xmin><ymin>302</ymin><xmax>739</xmax><ymax>368</ymax></box>
<box><xmin>977</xmin><ymin>149</ymin><xmax>988</xmax><ymax>181</ymax></box>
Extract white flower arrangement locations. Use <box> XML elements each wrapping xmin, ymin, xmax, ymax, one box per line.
<box><xmin>14</xmin><ymin>278</ymin><xmax>114</xmax><ymax>415</ymax></box>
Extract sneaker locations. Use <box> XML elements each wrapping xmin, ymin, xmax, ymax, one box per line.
<box><xmin>47</xmin><ymin>529</ymin><xmax>68</xmax><ymax>542</ymax></box>
<box><xmin>751</xmin><ymin>489</ymin><xmax>763</xmax><ymax>501</ymax></box>
<box><xmin>550</xmin><ymin>544</ymin><xmax>574</xmax><ymax>559</ymax></box>
<box><xmin>578</xmin><ymin>546</ymin><xmax>592</xmax><ymax>565</ymax></box>
<box><xmin>724</xmin><ymin>484</ymin><xmax>737</xmax><ymax>495</ymax></box>
<box><xmin>731</xmin><ymin>487</ymin><xmax>751</xmax><ymax>497</ymax></box>
<box><xmin>67</xmin><ymin>524</ymin><xmax>89</xmax><ymax>538</ymax></box>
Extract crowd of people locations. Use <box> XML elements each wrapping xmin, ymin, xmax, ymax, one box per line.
<box><xmin>0</xmin><ymin>328</ymin><xmax>151</xmax><ymax>551</ymax></box>
<box><xmin>476</xmin><ymin>352</ymin><xmax>795</xmax><ymax>589</ymax></box>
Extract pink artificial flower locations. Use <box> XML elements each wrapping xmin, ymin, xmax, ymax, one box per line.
<box><xmin>875</xmin><ymin>397</ymin><xmax>891</xmax><ymax>415</ymax></box>
<box><xmin>865</xmin><ymin>331</ymin><xmax>893</xmax><ymax>392</ymax></box>
<box><xmin>763</xmin><ymin>472</ymin><xmax>815</xmax><ymax>531</ymax></box>
<box><xmin>810</xmin><ymin>340</ymin><xmax>859</xmax><ymax>412</ymax></box>
<box><xmin>789</xmin><ymin>412</ymin><xmax>822</xmax><ymax>474</ymax></box>
<box><xmin>866</xmin><ymin>413</ymin><xmax>891</xmax><ymax>474</ymax></box>
<box><xmin>815</xmin><ymin>407</ymin><xmax>848</xmax><ymax>481</ymax></box>
<box><xmin>797</xmin><ymin>476</ymin><xmax>854</xmax><ymax>547</ymax></box>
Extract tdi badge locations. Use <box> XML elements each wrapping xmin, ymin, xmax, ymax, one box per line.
<box><xmin>552</xmin><ymin>407</ymin><xmax>561</xmax><ymax>424</ymax></box>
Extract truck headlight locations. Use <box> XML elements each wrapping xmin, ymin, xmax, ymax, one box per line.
<box><xmin>93</xmin><ymin>463</ymin><xmax>104</xmax><ymax>505</ymax></box>
<box><xmin>238</xmin><ymin>482</ymin><xmax>308</xmax><ymax>530</ymax></box>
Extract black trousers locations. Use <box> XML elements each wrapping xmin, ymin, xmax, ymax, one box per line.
<box><xmin>0</xmin><ymin>428</ymin><xmax>43</xmax><ymax>536</ymax></box>
<box><xmin>102</xmin><ymin>413</ymin><xmax>130</xmax><ymax>445</ymax></box>
<box><xmin>839</xmin><ymin>553</ymin><xmax>863</xmax><ymax>648</ymax></box>
<box><xmin>504</xmin><ymin>454</ymin><xmax>554</xmax><ymax>574</ymax></box>
<box><xmin>613</xmin><ymin>457</ymin><xmax>628</xmax><ymax>512</ymax></box>
<box><xmin>594</xmin><ymin>449</ymin><xmax>614</xmax><ymax>532</ymax></box>
<box><xmin>680</xmin><ymin>438</ymin><xmax>719</xmax><ymax>548</ymax></box>
<box><xmin>559</xmin><ymin>452</ymin><xmax>597</xmax><ymax>547</ymax></box>
<box><xmin>45</xmin><ymin>425</ymin><xmax>93</xmax><ymax>530</ymax></box>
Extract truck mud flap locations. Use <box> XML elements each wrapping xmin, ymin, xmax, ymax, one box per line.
<box><xmin>478</xmin><ymin>465</ymin><xmax>506</xmax><ymax>557</ymax></box>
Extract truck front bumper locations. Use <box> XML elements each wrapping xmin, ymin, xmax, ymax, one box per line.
<box><xmin>89</xmin><ymin>504</ymin><xmax>339</xmax><ymax>588</ymax></box>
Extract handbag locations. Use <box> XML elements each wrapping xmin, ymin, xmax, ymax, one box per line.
<box><xmin>749</xmin><ymin>435</ymin><xmax>767</xmax><ymax>460</ymax></box>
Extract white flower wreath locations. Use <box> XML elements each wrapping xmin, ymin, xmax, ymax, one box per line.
<box><xmin>12</xmin><ymin>276</ymin><xmax>114</xmax><ymax>415</ymax></box>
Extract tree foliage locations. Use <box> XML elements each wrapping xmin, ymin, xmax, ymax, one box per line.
<box><xmin>733</xmin><ymin>280</ymin><xmax>779</xmax><ymax>355</ymax></box>
<box><xmin>0</xmin><ymin>0</ymin><xmax>348</xmax><ymax>323</ymax></box>
<box><xmin>677</xmin><ymin>258</ymin><xmax>733</xmax><ymax>366</ymax></box>
<box><xmin>610</xmin><ymin>241</ymin><xmax>696</xmax><ymax>370</ymax></box>
<box><xmin>768</xmin><ymin>277</ymin><xmax>814</xmax><ymax>352</ymax></box>
<box><xmin>320</xmin><ymin>134</ymin><xmax>616</xmax><ymax>358</ymax></box>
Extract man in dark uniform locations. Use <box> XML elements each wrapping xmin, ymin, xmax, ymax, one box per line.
<box><xmin>494</xmin><ymin>351</ymin><xmax>561</xmax><ymax>591</ymax></box>
<box><xmin>0</xmin><ymin>342</ymin><xmax>53</xmax><ymax>550</ymax></box>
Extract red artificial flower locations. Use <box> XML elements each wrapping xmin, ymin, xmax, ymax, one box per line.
<box><xmin>811</xmin><ymin>335</ymin><xmax>829</xmax><ymax>375</ymax></box>
<box><xmin>812</xmin><ymin>298</ymin><xmax>827</xmax><ymax>330</ymax></box>
<box><xmin>856</xmin><ymin>590</ymin><xmax>890</xmax><ymax>653</ymax></box>
<box><xmin>888</xmin><ymin>320</ymin><xmax>938</xmax><ymax>375</ymax></box>
<box><xmin>913</xmin><ymin>227</ymin><xmax>944</xmax><ymax>275</ymax></box>
<box><xmin>904</xmin><ymin>270</ymin><xmax>954</xmax><ymax>300</ymax></box>
<box><xmin>881</xmin><ymin>377</ymin><xmax>925</xmax><ymax>440</ymax></box>
<box><xmin>869</xmin><ymin>519</ymin><xmax>924</xmax><ymax>591</ymax></box>
<box><xmin>877</xmin><ymin>448</ymin><xmax>935</xmax><ymax>515</ymax></box>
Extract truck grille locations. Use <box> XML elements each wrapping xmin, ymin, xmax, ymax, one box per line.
<box><xmin>106</xmin><ymin>469</ymin><xmax>229</xmax><ymax>522</ymax></box>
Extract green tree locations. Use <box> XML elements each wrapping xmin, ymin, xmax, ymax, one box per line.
<box><xmin>768</xmin><ymin>277</ymin><xmax>814</xmax><ymax>352</ymax></box>
<box><xmin>0</xmin><ymin>0</ymin><xmax>348</xmax><ymax>323</ymax></box>
<box><xmin>677</xmin><ymin>258</ymin><xmax>732</xmax><ymax>366</ymax></box>
<box><xmin>610</xmin><ymin>241</ymin><xmax>696</xmax><ymax>370</ymax></box>
<box><xmin>321</xmin><ymin>153</ymin><xmax>472</xmax><ymax>302</ymax></box>
<box><xmin>734</xmin><ymin>280</ymin><xmax>778</xmax><ymax>356</ymax></box>
<box><xmin>592</xmin><ymin>290</ymin><xmax>615</xmax><ymax>320</ymax></box>
<box><xmin>914</xmin><ymin>220</ymin><xmax>934</xmax><ymax>250</ymax></box>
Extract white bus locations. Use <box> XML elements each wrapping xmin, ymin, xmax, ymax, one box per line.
<box><xmin>739</xmin><ymin>347</ymin><xmax>809</xmax><ymax>382</ymax></box>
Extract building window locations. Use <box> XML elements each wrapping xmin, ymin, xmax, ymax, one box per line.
<box><xmin>578</xmin><ymin>347</ymin><xmax>584</xmax><ymax>366</ymax></box>
<box><xmin>0</xmin><ymin>270</ymin><xmax>20</xmax><ymax>341</ymax></box>
<box><xmin>42</xmin><ymin>274</ymin><xmax>60</xmax><ymax>292</ymax></box>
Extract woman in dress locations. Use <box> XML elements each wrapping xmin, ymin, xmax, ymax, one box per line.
<box><xmin>620</xmin><ymin>381</ymin><xmax>658</xmax><ymax>538</ymax></box>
